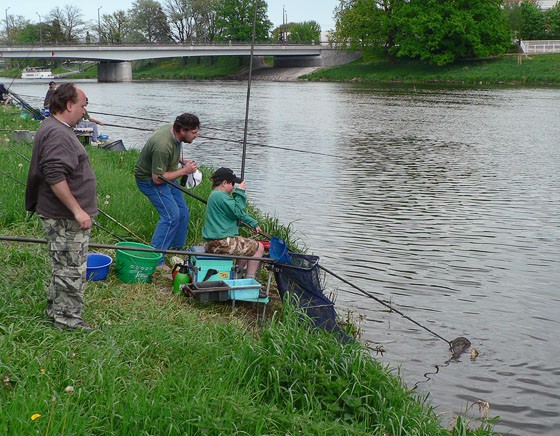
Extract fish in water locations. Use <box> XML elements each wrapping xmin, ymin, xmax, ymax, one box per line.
<box><xmin>449</xmin><ymin>336</ymin><xmax>471</xmax><ymax>357</ymax></box>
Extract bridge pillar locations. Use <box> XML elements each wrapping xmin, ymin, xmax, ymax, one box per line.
<box><xmin>97</xmin><ymin>61</ymin><xmax>133</xmax><ymax>83</ymax></box>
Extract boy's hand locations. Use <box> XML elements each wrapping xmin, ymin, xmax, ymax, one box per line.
<box><xmin>237</xmin><ymin>180</ymin><xmax>247</xmax><ymax>190</ymax></box>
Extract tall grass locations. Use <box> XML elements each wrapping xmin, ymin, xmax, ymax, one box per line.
<box><xmin>0</xmin><ymin>105</ymin><xmax>497</xmax><ymax>434</ymax></box>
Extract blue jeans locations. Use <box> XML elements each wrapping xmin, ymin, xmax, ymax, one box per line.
<box><xmin>136</xmin><ymin>179</ymin><xmax>189</xmax><ymax>263</ymax></box>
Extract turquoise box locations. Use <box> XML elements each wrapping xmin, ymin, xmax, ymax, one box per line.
<box><xmin>224</xmin><ymin>278</ymin><xmax>264</xmax><ymax>301</ymax></box>
<box><xmin>193</xmin><ymin>255</ymin><xmax>233</xmax><ymax>282</ymax></box>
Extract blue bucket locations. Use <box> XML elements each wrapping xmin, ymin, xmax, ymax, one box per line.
<box><xmin>86</xmin><ymin>253</ymin><xmax>113</xmax><ymax>281</ymax></box>
<box><xmin>269</xmin><ymin>237</ymin><xmax>292</xmax><ymax>264</ymax></box>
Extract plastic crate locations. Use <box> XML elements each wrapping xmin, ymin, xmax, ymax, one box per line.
<box><xmin>224</xmin><ymin>278</ymin><xmax>263</xmax><ymax>301</ymax></box>
<box><xmin>193</xmin><ymin>255</ymin><xmax>233</xmax><ymax>282</ymax></box>
<box><xmin>185</xmin><ymin>281</ymin><xmax>230</xmax><ymax>303</ymax></box>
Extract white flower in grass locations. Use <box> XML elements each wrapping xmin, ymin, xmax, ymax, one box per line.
<box><xmin>64</xmin><ymin>385</ymin><xmax>74</xmax><ymax>393</ymax></box>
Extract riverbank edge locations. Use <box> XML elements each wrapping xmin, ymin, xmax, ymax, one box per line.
<box><xmin>0</xmin><ymin>105</ymin><xmax>497</xmax><ymax>435</ymax></box>
<box><xmin>3</xmin><ymin>53</ymin><xmax>560</xmax><ymax>85</ymax></box>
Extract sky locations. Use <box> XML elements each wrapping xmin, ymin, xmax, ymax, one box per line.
<box><xmin>7</xmin><ymin>0</ymin><xmax>339</xmax><ymax>33</ymax></box>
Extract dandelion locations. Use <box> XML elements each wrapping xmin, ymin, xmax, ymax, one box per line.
<box><xmin>105</xmin><ymin>194</ymin><xmax>111</xmax><ymax>199</ymax></box>
<box><xmin>31</xmin><ymin>413</ymin><xmax>41</xmax><ymax>421</ymax></box>
<box><xmin>64</xmin><ymin>385</ymin><xmax>74</xmax><ymax>393</ymax></box>
<box><xmin>18</xmin><ymin>163</ymin><xmax>23</xmax><ymax>169</ymax></box>
<box><xmin>104</xmin><ymin>200</ymin><xmax>109</xmax><ymax>205</ymax></box>
<box><xmin>40</xmin><ymin>368</ymin><xmax>46</xmax><ymax>374</ymax></box>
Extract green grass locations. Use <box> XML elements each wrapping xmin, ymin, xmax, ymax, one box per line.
<box><xmin>304</xmin><ymin>53</ymin><xmax>560</xmax><ymax>85</ymax></box>
<box><xmin>0</xmin><ymin>105</ymin><xmax>497</xmax><ymax>435</ymax></box>
<box><xmin>132</xmin><ymin>57</ymin><xmax>249</xmax><ymax>80</ymax></box>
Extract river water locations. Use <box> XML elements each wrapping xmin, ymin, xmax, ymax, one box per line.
<box><xmin>7</xmin><ymin>78</ymin><xmax>560</xmax><ymax>435</ymax></box>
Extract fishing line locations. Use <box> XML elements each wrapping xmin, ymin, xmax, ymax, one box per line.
<box><xmin>102</xmin><ymin>122</ymin><xmax>342</xmax><ymax>158</ymax></box>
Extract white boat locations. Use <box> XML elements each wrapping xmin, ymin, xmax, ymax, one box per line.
<box><xmin>21</xmin><ymin>68</ymin><xmax>54</xmax><ymax>79</ymax></box>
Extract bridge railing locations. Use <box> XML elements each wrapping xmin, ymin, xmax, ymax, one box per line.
<box><xmin>520</xmin><ymin>40</ymin><xmax>560</xmax><ymax>54</ymax></box>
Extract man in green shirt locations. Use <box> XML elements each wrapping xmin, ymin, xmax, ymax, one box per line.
<box><xmin>202</xmin><ymin>167</ymin><xmax>264</xmax><ymax>279</ymax></box>
<box><xmin>135</xmin><ymin>113</ymin><xmax>200</xmax><ymax>269</ymax></box>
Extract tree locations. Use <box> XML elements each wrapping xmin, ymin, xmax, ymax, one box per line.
<box><xmin>390</xmin><ymin>0</ymin><xmax>510</xmax><ymax>66</ymax></box>
<box><xmin>518</xmin><ymin>1</ymin><xmax>546</xmax><ymax>39</ymax></box>
<box><xmin>101</xmin><ymin>11</ymin><xmax>131</xmax><ymax>44</ymax></box>
<box><xmin>288</xmin><ymin>21</ymin><xmax>322</xmax><ymax>43</ymax></box>
<box><xmin>165</xmin><ymin>0</ymin><xmax>197</xmax><ymax>42</ymax></box>
<box><xmin>49</xmin><ymin>5</ymin><xmax>86</xmax><ymax>43</ymax></box>
<box><xmin>214</xmin><ymin>0</ymin><xmax>272</xmax><ymax>42</ymax></box>
<box><xmin>333</xmin><ymin>0</ymin><xmax>398</xmax><ymax>54</ymax></box>
<box><xmin>129</xmin><ymin>0</ymin><xmax>172</xmax><ymax>43</ymax></box>
<box><xmin>545</xmin><ymin>3</ymin><xmax>560</xmax><ymax>39</ymax></box>
<box><xmin>165</xmin><ymin>0</ymin><xmax>219</xmax><ymax>43</ymax></box>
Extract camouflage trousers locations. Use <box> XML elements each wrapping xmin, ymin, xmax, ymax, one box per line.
<box><xmin>40</xmin><ymin>217</ymin><xmax>90</xmax><ymax>329</ymax></box>
<box><xmin>204</xmin><ymin>236</ymin><xmax>260</xmax><ymax>256</ymax></box>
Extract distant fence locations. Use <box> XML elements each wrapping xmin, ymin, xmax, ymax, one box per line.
<box><xmin>520</xmin><ymin>40</ymin><xmax>560</xmax><ymax>54</ymax></box>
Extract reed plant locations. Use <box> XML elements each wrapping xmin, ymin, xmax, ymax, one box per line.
<box><xmin>0</xmin><ymin>106</ymin><xmax>497</xmax><ymax>434</ymax></box>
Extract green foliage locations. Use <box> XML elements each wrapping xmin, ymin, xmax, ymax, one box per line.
<box><xmin>334</xmin><ymin>0</ymin><xmax>510</xmax><ymax>65</ymax></box>
<box><xmin>390</xmin><ymin>0</ymin><xmax>510</xmax><ymax>66</ymax></box>
<box><xmin>214</xmin><ymin>0</ymin><xmax>272</xmax><ymax>42</ymax></box>
<box><xmin>333</xmin><ymin>0</ymin><xmax>394</xmax><ymax>53</ymax></box>
<box><xmin>131</xmin><ymin>57</ymin><xmax>246</xmax><ymax>79</ymax></box>
<box><xmin>285</xmin><ymin>21</ymin><xmax>322</xmax><ymax>43</ymax></box>
<box><xmin>128</xmin><ymin>0</ymin><xmax>172</xmax><ymax>43</ymax></box>
<box><xmin>519</xmin><ymin>1</ymin><xmax>547</xmax><ymax>39</ymax></box>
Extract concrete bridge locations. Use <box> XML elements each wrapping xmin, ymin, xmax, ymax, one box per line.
<box><xmin>0</xmin><ymin>43</ymin><xmax>359</xmax><ymax>82</ymax></box>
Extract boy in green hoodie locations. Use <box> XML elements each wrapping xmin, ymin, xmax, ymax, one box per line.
<box><xmin>202</xmin><ymin>167</ymin><xmax>264</xmax><ymax>279</ymax></box>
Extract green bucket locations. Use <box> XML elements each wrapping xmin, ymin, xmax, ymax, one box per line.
<box><xmin>115</xmin><ymin>242</ymin><xmax>162</xmax><ymax>283</ymax></box>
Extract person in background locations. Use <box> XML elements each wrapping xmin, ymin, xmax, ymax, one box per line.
<box><xmin>25</xmin><ymin>82</ymin><xmax>97</xmax><ymax>331</ymax></box>
<box><xmin>134</xmin><ymin>113</ymin><xmax>200</xmax><ymax>270</ymax></box>
<box><xmin>77</xmin><ymin>98</ymin><xmax>104</xmax><ymax>144</ymax></box>
<box><xmin>202</xmin><ymin>167</ymin><xmax>264</xmax><ymax>280</ymax></box>
<box><xmin>43</xmin><ymin>81</ymin><xmax>56</xmax><ymax>109</ymax></box>
<box><xmin>0</xmin><ymin>83</ymin><xmax>11</xmax><ymax>105</ymax></box>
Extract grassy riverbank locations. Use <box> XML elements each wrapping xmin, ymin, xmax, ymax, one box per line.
<box><xmin>305</xmin><ymin>53</ymin><xmax>560</xmax><ymax>85</ymax></box>
<box><xmin>0</xmin><ymin>105</ymin><xmax>497</xmax><ymax>434</ymax></box>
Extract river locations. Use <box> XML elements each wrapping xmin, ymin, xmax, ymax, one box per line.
<box><xmin>6</xmin><ymin>77</ymin><xmax>560</xmax><ymax>436</ymax></box>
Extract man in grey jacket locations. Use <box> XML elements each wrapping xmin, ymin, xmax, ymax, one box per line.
<box><xmin>26</xmin><ymin>82</ymin><xmax>98</xmax><ymax>331</ymax></box>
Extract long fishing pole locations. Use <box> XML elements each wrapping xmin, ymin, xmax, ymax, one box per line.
<box><xmin>0</xmin><ymin>235</ymin><xmax>273</xmax><ymax>263</ymax></box>
<box><xmin>102</xmin><ymin>122</ymin><xmax>341</xmax><ymax>159</ymax></box>
<box><xmin>96</xmin><ymin>209</ymin><xmax>148</xmax><ymax>244</ymax></box>
<box><xmin>144</xmin><ymin>176</ymin><xmax>471</xmax><ymax>355</ymax></box>
<box><xmin>240</xmin><ymin>0</ymin><xmax>259</xmax><ymax>179</ymax></box>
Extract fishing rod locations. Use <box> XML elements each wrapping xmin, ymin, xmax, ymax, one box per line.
<box><xmin>240</xmin><ymin>0</ymin><xmax>259</xmax><ymax>179</ymax></box>
<box><xmin>96</xmin><ymin>209</ymin><xmax>148</xmax><ymax>244</ymax></box>
<box><xmin>0</xmin><ymin>168</ymin><xmax>128</xmax><ymax>242</ymax></box>
<box><xmin>7</xmin><ymin>91</ymin><xmax>44</xmax><ymax>120</ymax></box>
<box><xmin>158</xmin><ymin>175</ymin><xmax>470</xmax><ymax>355</ymax></box>
<box><xmin>89</xmin><ymin>110</ymin><xmax>253</xmax><ymax>135</ymax></box>
<box><xmin>0</xmin><ymin>145</ymin><xmax>146</xmax><ymax>244</ymax></box>
<box><xmin>102</xmin><ymin>122</ymin><xmax>342</xmax><ymax>159</ymax></box>
<box><xmin>0</xmin><ymin>235</ymin><xmax>273</xmax><ymax>263</ymax></box>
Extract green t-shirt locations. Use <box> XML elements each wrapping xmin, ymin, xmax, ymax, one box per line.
<box><xmin>202</xmin><ymin>188</ymin><xmax>258</xmax><ymax>241</ymax></box>
<box><xmin>134</xmin><ymin>124</ymin><xmax>181</xmax><ymax>181</ymax></box>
